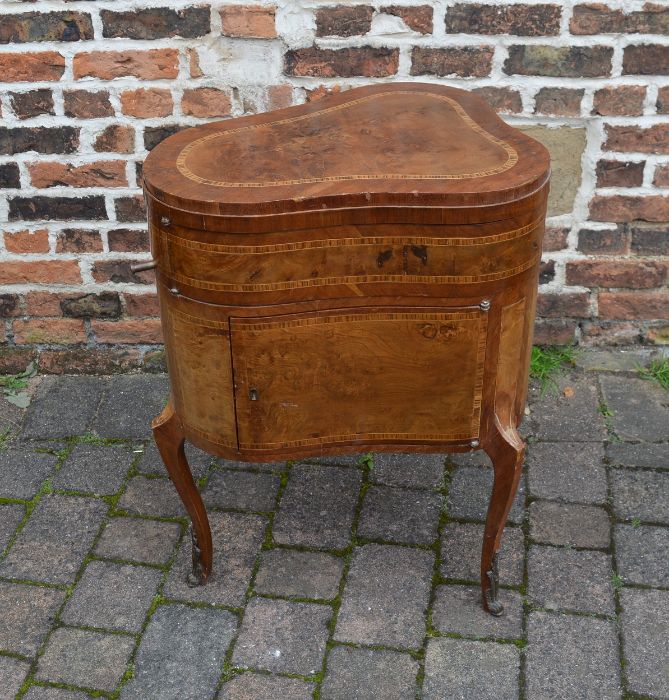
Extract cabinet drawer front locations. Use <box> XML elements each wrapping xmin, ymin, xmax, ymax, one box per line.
<box><xmin>230</xmin><ymin>307</ymin><xmax>488</xmax><ymax>451</ymax></box>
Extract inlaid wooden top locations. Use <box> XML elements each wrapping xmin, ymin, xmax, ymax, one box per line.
<box><xmin>143</xmin><ymin>83</ymin><xmax>550</xmax><ymax>216</ymax></box>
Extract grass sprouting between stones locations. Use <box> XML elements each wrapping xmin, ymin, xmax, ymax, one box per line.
<box><xmin>529</xmin><ymin>345</ymin><xmax>578</xmax><ymax>395</ymax></box>
<box><xmin>636</xmin><ymin>357</ymin><xmax>669</xmax><ymax>392</ymax></box>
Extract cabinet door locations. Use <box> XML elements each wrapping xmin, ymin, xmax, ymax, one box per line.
<box><xmin>230</xmin><ymin>307</ymin><xmax>488</xmax><ymax>452</ymax></box>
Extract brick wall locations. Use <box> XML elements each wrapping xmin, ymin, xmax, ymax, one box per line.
<box><xmin>0</xmin><ymin>1</ymin><xmax>667</xmax><ymax>373</ymax></box>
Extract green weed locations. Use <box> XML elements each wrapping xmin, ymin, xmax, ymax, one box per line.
<box><xmin>637</xmin><ymin>357</ymin><xmax>669</xmax><ymax>392</ymax></box>
<box><xmin>529</xmin><ymin>346</ymin><xmax>578</xmax><ymax>395</ymax></box>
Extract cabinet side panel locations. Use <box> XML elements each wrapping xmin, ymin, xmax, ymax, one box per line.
<box><xmin>495</xmin><ymin>298</ymin><xmax>526</xmax><ymax>431</ymax></box>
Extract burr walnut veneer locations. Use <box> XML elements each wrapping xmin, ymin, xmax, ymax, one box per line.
<box><xmin>140</xmin><ymin>83</ymin><xmax>550</xmax><ymax>615</ymax></box>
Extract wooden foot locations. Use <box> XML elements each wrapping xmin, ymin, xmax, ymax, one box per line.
<box><xmin>480</xmin><ymin>415</ymin><xmax>525</xmax><ymax>616</ymax></box>
<box><xmin>152</xmin><ymin>400</ymin><xmax>212</xmax><ymax>585</ymax></box>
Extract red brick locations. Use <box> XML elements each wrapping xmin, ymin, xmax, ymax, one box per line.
<box><xmin>56</xmin><ymin>229</ymin><xmax>103</xmax><ymax>254</ymax></box>
<box><xmin>0</xmin><ymin>52</ymin><xmax>65</xmax><ymax>82</ymax></box>
<box><xmin>537</xmin><ymin>292</ymin><xmax>591</xmax><ymax>318</ymax></box>
<box><xmin>411</xmin><ymin>46</ymin><xmax>493</xmax><ymax>77</ymax></box>
<box><xmin>533</xmin><ymin>319</ymin><xmax>578</xmax><ymax>345</ymax></box>
<box><xmin>534</xmin><ymin>87</ymin><xmax>583</xmax><ymax>116</ymax></box>
<box><xmin>188</xmin><ymin>48</ymin><xmax>203</xmax><ymax>78</ymax></box>
<box><xmin>446</xmin><ymin>3</ymin><xmax>561</xmax><ymax>35</ymax></box>
<box><xmin>316</xmin><ymin>6</ymin><xmax>373</xmax><ymax>37</ymax></box>
<box><xmin>653</xmin><ymin>163</ymin><xmax>669</xmax><ymax>187</ymax></box>
<box><xmin>13</xmin><ymin>318</ymin><xmax>86</xmax><ymax>345</ymax></box>
<box><xmin>120</xmin><ymin>88</ymin><xmax>173</xmax><ymax>118</ymax></box>
<box><xmin>0</xmin><ymin>260</ymin><xmax>80</xmax><ymax>285</ymax></box>
<box><xmin>542</xmin><ymin>226</ymin><xmax>569</xmax><ymax>252</ymax></box>
<box><xmin>91</xmin><ymin>319</ymin><xmax>163</xmax><ymax>344</ymax></box>
<box><xmin>504</xmin><ymin>45</ymin><xmax>612</xmax><ymax>77</ymax></box>
<box><xmin>267</xmin><ymin>85</ymin><xmax>293</xmax><ymax>110</ymax></box>
<box><xmin>381</xmin><ymin>5</ymin><xmax>433</xmax><ymax>34</ymax></box>
<box><xmin>604</xmin><ymin>124</ymin><xmax>669</xmax><ymax>154</ymax></box>
<box><xmin>182</xmin><ymin>88</ymin><xmax>232</xmax><ymax>118</ymax></box>
<box><xmin>577</xmin><ymin>227</ymin><xmax>630</xmax><ymax>255</ymax></box>
<box><xmin>220</xmin><ymin>5</ymin><xmax>277</xmax><ymax>38</ymax></box>
<box><xmin>571</xmin><ymin>3</ymin><xmax>669</xmax><ymax>34</ymax></box>
<box><xmin>25</xmin><ymin>292</ymin><xmax>63</xmax><ymax>317</ymax></box>
<box><xmin>472</xmin><ymin>87</ymin><xmax>522</xmax><ymax>114</ymax></box>
<box><xmin>285</xmin><ymin>47</ymin><xmax>399</xmax><ymax>78</ymax></box>
<box><xmin>107</xmin><ymin>228</ymin><xmax>149</xmax><ymax>253</ymax></box>
<box><xmin>580</xmin><ymin>320</ymin><xmax>644</xmax><ymax>345</ymax></box>
<box><xmin>595</xmin><ymin>160</ymin><xmax>645</xmax><ymax>188</ymax></box>
<box><xmin>73</xmin><ymin>49</ymin><xmax>179</xmax><ymax>80</ymax></box>
<box><xmin>28</xmin><ymin>161</ymin><xmax>127</xmax><ymax>188</ymax></box>
<box><xmin>630</xmin><ymin>223</ymin><xmax>669</xmax><ymax>256</ymax></box>
<box><xmin>38</xmin><ymin>348</ymin><xmax>142</xmax><ymax>374</ymax></box>
<box><xmin>4</xmin><ymin>229</ymin><xmax>50</xmax><ymax>254</ymax></box>
<box><xmin>63</xmin><ymin>90</ymin><xmax>114</xmax><ymax>119</ymax></box>
<box><xmin>306</xmin><ymin>85</ymin><xmax>343</xmax><ymax>102</ymax></box>
<box><xmin>0</xmin><ymin>347</ymin><xmax>37</xmax><ymax>374</ymax></box>
<box><xmin>658</xmin><ymin>86</ymin><xmax>669</xmax><ymax>113</ymax></box>
<box><xmin>25</xmin><ymin>291</ymin><xmax>120</xmax><ymax>318</ymax></box>
<box><xmin>589</xmin><ymin>195</ymin><xmax>669</xmax><ymax>222</ymax></box>
<box><xmin>94</xmin><ymin>125</ymin><xmax>135</xmax><ymax>154</ymax></box>
<box><xmin>10</xmin><ymin>89</ymin><xmax>54</xmax><ymax>120</ymax></box>
<box><xmin>623</xmin><ymin>44</ymin><xmax>669</xmax><ymax>76</ymax></box>
<box><xmin>566</xmin><ymin>259</ymin><xmax>667</xmax><ymax>288</ymax></box>
<box><xmin>92</xmin><ymin>260</ymin><xmax>154</xmax><ymax>285</ymax></box>
<box><xmin>599</xmin><ymin>291</ymin><xmax>668</xmax><ymax>320</ymax></box>
<box><xmin>592</xmin><ymin>86</ymin><xmax>646</xmax><ymax>117</ymax></box>
<box><xmin>123</xmin><ymin>293</ymin><xmax>160</xmax><ymax>317</ymax></box>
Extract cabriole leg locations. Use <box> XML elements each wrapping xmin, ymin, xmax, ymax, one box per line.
<box><xmin>152</xmin><ymin>399</ymin><xmax>213</xmax><ymax>586</ymax></box>
<box><xmin>481</xmin><ymin>415</ymin><xmax>525</xmax><ymax>616</ymax></box>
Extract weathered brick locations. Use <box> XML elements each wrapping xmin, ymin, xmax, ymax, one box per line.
<box><xmin>10</xmin><ymin>89</ymin><xmax>54</xmax><ymax>119</ymax></box>
<box><xmin>533</xmin><ymin>318</ymin><xmax>579</xmax><ymax>345</ymax></box>
<box><xmin>306</xmin><ymin>85</ymin><xmax>343</xmax><ymax>102</ymax></box>
<box><xmin>73</xmin><ymin>49</ymin><xmax>179</xmax><ymax>80</ymax></box>
<box><xmin>598</xmin><ymin>291</ymin><xmax>668</xmax><ymax>319</ymax></box>
<box><xmin>446</xmin><ymin>3</ymin><xmax>561</xmax><ymax>35</ymax></box>
<box><xmin>537</xmin><ymin>292</ymin><xmax>590</xmax><ymax>318</ymax></box>
<box><xmin>115</xmin><ymin>195</ymin><xmax>146</xmax><ymax>222</ymax></box>
<box><xmin>592</xmin><ymin>85</ymin><xmax>646</xmax><ymax>116</ymax></box>
<box><xmin>595</xmin><ymin>159</ymin><xmax>645</xmax><ymax>188</ymax></box>
<box><xmin>0</xmin><ymin>126</ymin><xmax>78</xmax><ymax>155</ymax></box>
<box><xmin>0</xmin><ymin>260</ymin><xmax>81</xmax><ymax>285</ymax></box>
<box><xmin>0</xmin><ymin>294</ymin><xmax>21</xmax><ymax>317</ymax></box>
<box><xmin>29</xmin><ymin>161</ymin><xmax>127</xmax><ymax>188</ymax></box>
<box><xmin>56</xmin><ymin>228</ymin><xmax>103</xmax><ymax>253</ymax></box>
<box><xmin>123</xmin><ymin>293</ymin><xmax>160</xmax><ymax>317</ymax></box>
<box><xmin>630</xmin><ymin>223</ymin><xmax>669</xmax><ymax>255</ymax></box>
<box><xmin>0</xmin><ymin>163</ymin><xmax>20</xmax><ymax>188</ymax></box>
<box><xmin>590</xmin><ymin>194</ymin><xmax>669</xmax><ymax>222</ymax></box>
<box><xmin>577</xmin><ymin>227</ymin><xmax>629</xmax><ymax>254</ymax></box>
<box><xmin>267</xmin><ymin>84</ymin><xmax>293</xmax><ymax>110</ymax></box>
<box><xmin>381</xmin><ymin>5</ymin><xmax>433</xmax><ymax>33</ymax></box>
<box><xmin>653</xmin><ymin>163</ymin><xmax>669</xmax><ymax>187</ymax></box>
<box><xmin>9</xmin><ymin>195</ymin><xmax>107</xmax><ymax>221</ymax></box>
<box><xmin>623</xmin><ymin>43</ymin><xmax>669</xmax><ymax>75</ymax></box>
<box><xmin>120</xmin><ymin>88</ymin><xmax>173</xmax><ymax>118</ymax></box>
<box><xmin>566</xmin><ymin>259</ymin><xmax>667</xmax><ymax>288</ymax></box>
<box><xmin>504</xmin><ymin>45</ymin><xmax>612</xmax><ymax>77</ymax></box>
<box><xmin>108</xmin><ymin>228</ymin><xmax>149</xmax><ymax>253</ymax></box>
<box><xmin>539</xmin><ymin>259</ymin><xmax>555</xmax><ymax>284</ymax></box>
<box><xmin>13</xmin><ymin>318</ymin><xmax>86</xmax><ymax>344</ymax></box>
<box><xmin>188</xmin><ymin>47</ymin><xmax>203</xmax><ymax>77</ymax></box>
<box><xmin>39</xmin><ymin>347</ymin><xmax>140</xmax><ymax>374</ymax></box>
<box><xmin>4</xmin><ymin>229</ymin><xmax>50</xmax><ymax>254</ymax></box>
<box><xmin>91</xmin><ymin>319</ymin><xmax>163</xmax><ymax>344</ymax></box>
<box><xmin>571</xmin><ymin>3</ymin><xmax>669</xmax><ymax>35</ymax></box>
<box><xmin>0</xmin><ymin>12</ymin><xmax>94</xmax><ymax>43</ymax></box>
<box><xmin>0</xmin><ymin>51</ymin><xmax>64</xmax><ymax>82</ymax></box>
<box><xmin>472</xmin><ymin>86</ymin><xmax>522</xmax><ymax>113</ymax></box>
<box><xmin>63</xmin><ymin>292</ymin><xmax>122</xmax><ymax>319</ymax></box>
<box><xmin>534</xmin><ymin>87</ymin><xmax>583</xmax><ymax>116</ymax></box>
<box><xmin>182</xmin><ymin>88</ymin><xmax>232</xmax><ymax>117</ymax></box>
<box><xmin>658</xmin><ymin>85</ymin><xmax>669</xmax><ymax>113</ymax></box>
<box><xmin>411</xmin><ymin>46</ymin><xmax>493</xmax><ymax>77</ymax></box>
<box><xmin>94</xmin><ymin>124</ymin><xmax>135</xmax><ymax>154</ymax></box>
<box><xmin>285</xmin><ymin>47</ymin><xmax>399</xmax><ymax>78</ymax></box>
<box><xmin>63</xmin><ymin>90</ymin><xmax>114</xmax><ymax>118</ymax></box>
<box><xmin>316</xmin><ymin>6</ymin><xmax>374</xmax><ymax>37</ymax></box>
<box><xmin>101</xmin><ymin>7</ymin><xmax>210</xmax><ymax>39</ymax></box>
<box><xmin>144</xmin><ymin>124</ymin><xmax>187</xmax><ymax>151</ymax></box>
<box><xmin>220</xmin><ymin>5</ymin><xmax>277</xmax><ymax>38</ymax></box>
<box><xmin>92</xmin><ymin>260</ymin><xmax>154</xmax><ymax>285</ymax></box>
<box><xmin>604</xmin><ymin>124</ymin><xmax>669</xmax><ymax>154</ymax></box>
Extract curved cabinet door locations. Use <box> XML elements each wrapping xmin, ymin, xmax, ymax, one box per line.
<box><xmin>230</xmin><ymin>306</ymin><xmax>489</xmax><ymax>453</ymax></box>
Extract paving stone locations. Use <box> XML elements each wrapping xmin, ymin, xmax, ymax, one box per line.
<box><xmin>446</xmin><ymin>466</ymin><xmax>525</xmax><ymax>524</ymax></box>
<box><xmin>527</xmin><ymin>441</ymin><xmax>607</xmax><ymax>504</ymax></box>
<box><xmin>369</xmin><ymin>452</ymin><xmax>445</xmax><ymax>489</ymax></box>
<box><xmin>219</xmin><ymin>673</ymin><xmax>314</xmax><ymax>699</ymax></box>
<box><xmin>432</xmin><ymin>585</ymin><xmax>523</xmax><ymax>639</ymax></box>
<box><xmin>0</xmin><ymin>494</ymin><xmax>107</xmax><ymax>584</ymax></box>
<box><xmin>164</xmin><ymin>512</ymin><xmax>266</xmax><ymax>607</ymax></box>
<box><xmin>203</xmin><ymin>469</ymin><xmax>281</xmax><ymax>512</ymax></box>
<box><xmin>273</xmin><ymin>464</ymin><xmax>361</xmax><ymax>550</ymax></box>
<box><xmin>23</xmin><ymin>688</ymin><xmax>94</xmax><ymax>700</ymax></box>
<box><xmin>232</xmin><ymin>597</ymin><xmax>330</xmax><ymax>675</ymax></box>
<box><xmin>600</xmin><ymin>375</ymin><xmax>669</xmax><ymax>442</ymax></box>
<box><xmin>136</xmin><ymin>439</ymin><xmax>214</xmax><ymax>479</ymax></box>
<box><xmin>423</xmin><ymin>637</ymin><xmax>520</xmax><ymax>700</ymax></box>
<box><xmin>0</xmin><ymin>394</ymin><xmax>23</xmax><ymax>442</ymax></box>
<box><xmin>23</xmin><ymin>376</ymin><xmax>106</xmax><ymax>439</ymax></box>
<box><xmin>94</xmin><ymin>374</ymin><xmax>169</xmax><ymax>439</ymax></box>
<box><xmin>0</xmin><ymin>581</ymin><xmax>65</xmax><ymax>656</ymax></box>
<box><xmin>0</xmin><ymin>655</ymin><xmax>29</xmax><ymax>700</ymax></box>
<box><xmin>441</xmin><ymin>523</ymin><xmax>524</xmax><ymax>585</ymax></box>
<box><xmin>528</xmin><ymin>374</ymin><xmax>606</xmax><ymax>442</ymax></box>
<box><xmin>321</xmin><ymin>646</ymin><xmax>418</xmax><ymax>700</ymax></box>
<box><xmin>307</xmin><ymin>453</ymin><xmax>362</xmax><ymax>467</ymax></box>
<box><xmin>606</xmin><ymin>441</ymin><xmax>668</xmax><ymax>469</ymax></box>
<box><xmin>0</xmin><ymin>503</ymin><xmax>24</xmax><ymax>552</ymax></box>
<box><xmin>610</xmin><ymin>468</ymin><xmax>669</xmax><ymax>523</ymax></box>
<box><xmin>446</xmin><ymin>450</ymin><xmax>493</xmax><ymax>468</ymax></box>
<box><xmin>61</xmin><ymin>560</ymin><xmax>161</xmax><ymax>633</ymax></box>
<box><xmin>120</xmin><ymin>604</ymin><xmax>237</xmax><ymax>700</ymax></box>
<box><xmin>334</xmin><ymin>543</ymin><xmax>434</xmax><ymax>649</ymax></box>
<box><xmin>528</xmin><ymin>546</ymin><xmax>615</xmax><ymax>615</ymax></box>
<box><xmin>94</xmin><ymin>516</ymin><xmax>181</xmax><ymax>565</ymax></box>
<box><xmin>615</xmin><ymin>523</ymin><xmax>669</xmax><ymax>587</ymax></box>
<box><xmin>36</xmin><ymin>627</ymin><xmax>134</xmax><ymax>692</ymax></box>
<box><xmin>357</xmin><ymin>485</ymin><xmax>442</xmax><ymax>545</ymax></box>
<box><xmin>526</xmin><ymin>611</ymin><xmax>621</xmax><ymax>699</ymax></box>
<box><xmin>53</xmin><ymin>444</ymin><xmax>134</xmax><ymax>495</ymax></box>
<box><xmin>0</xmin><ymin>447</ymin><xmax>58</xmax><ymax>499</ymax></box>
<box><xmin>117</xmin><ymin>476</ymin><xmax>186</xmax><ymax>517</ymax></box>
<box><xmin>530</xmin><ymin>501</ymin><xmax>610</xmax><ymax>548</ymax></box>
<box><xmin>253</xmin><ymin>549</ymin><xmax>343</xmax><ymax>600</ymax></box>
<box><xmin>575</xmin><ymin>348</ymin><xmax>657</xmax><ymax>373</ymax></box>
<box><xmin>218</xmin><ymin>458</ymin><xmax>286</xmax><ymax>472</ymax></box>
<box><xmin>620</xmin><ymin>587</ymin><xmax>669</xmax><ymax>699</ymax></box>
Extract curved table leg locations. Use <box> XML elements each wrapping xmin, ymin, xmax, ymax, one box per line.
<box><xmin>152</xmin><ymin>399</ymin><xmax>213</xmax><ymax>586</ymax></box>
<box><xmin>480</xmin><ymin>415</ymin><xmax>525</xmax><ymax>615</ymax></box>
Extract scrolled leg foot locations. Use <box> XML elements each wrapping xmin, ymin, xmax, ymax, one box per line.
<box><xmin>483</xmin><ymin>553</ymin><xmax>504</xmax><ymax>616</ymax></box>
<box><xmin>186</xmin><ymin>523</ymin><xmax>207</xmax><ymax>587</ymax></box>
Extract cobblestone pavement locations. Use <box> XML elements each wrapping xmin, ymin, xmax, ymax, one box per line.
<box><xmin>0</xmin><ymin>354</ymin><xmax>667</xmax><ymax>699</ymax></box>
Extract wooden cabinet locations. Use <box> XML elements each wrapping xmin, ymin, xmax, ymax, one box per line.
<box><xmin>142</xmin><ymin>83</ymin><xmax>550</xmax><ymax>614</ymax></box>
